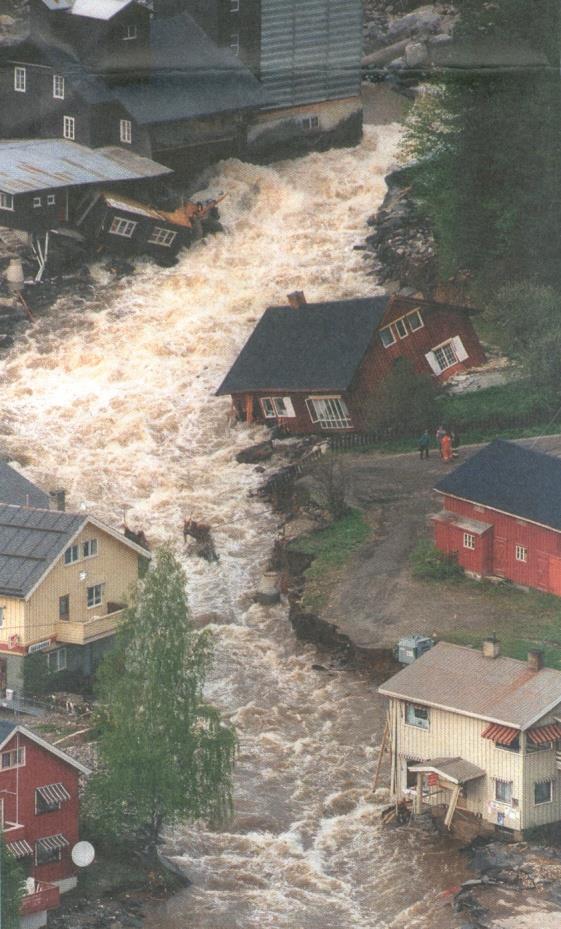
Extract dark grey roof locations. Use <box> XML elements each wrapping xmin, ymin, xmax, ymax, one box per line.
<box><xmin>435</xmin><ymin>439</ymin><xmax>561</xmax><ymax>532</ymax></box>
<box><xmin>0</xmin><ymin>722</ymin><xmax>16</xmax><ymax>744</ymax></box>
<box><xmin>216</xmin><ymin>296</ymin><xmax>390</xmax><ymax>395</ymax></box>
<box><xmin>0</xmin><ymin>462</ymin><xmax>50</xmax><ymax>509</ymax></box>
<box><xmin>0</xmin><ymin>505</ymin><xmax>84</xmax><ymax>598</ymax></box>
<box><xmin>111</xmin><ymin>14</ymin><xmax>267</xmax><ymax>123</ymax></box>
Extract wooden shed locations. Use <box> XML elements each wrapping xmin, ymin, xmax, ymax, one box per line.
<box><xmin>433</xmin><ymin>440</ymin><xmax>561</xmax><ymax>595</ymax></box>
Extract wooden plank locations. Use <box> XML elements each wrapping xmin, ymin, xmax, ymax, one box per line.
<box><xmin>444</xmin><ymin>784</ymin><xmax>461</xmax><ymax>830</ymax></box>
<box><xmin>372</xmin><ymin>721</ymin><xmax>389</xmax><ymax>792</ymax></box>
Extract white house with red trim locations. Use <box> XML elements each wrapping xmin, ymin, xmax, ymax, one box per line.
<box><xmin>0</xmin><ymin>720</ymin><xmax>90</xmax><ymax>927</ymax></box>
<box><xmin>379</xmin><ymin>640</ymin><xmax>561</xmax><ymax>839</ymax></box>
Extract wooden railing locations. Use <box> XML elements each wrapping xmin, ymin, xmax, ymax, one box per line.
<box><xmin>56</xmin><ymin>606</ymin><xmax>125</xmax><ymax>645</ymax></box>
<box><xmin>21</xmin><ymin>882</ymin><xmax>60</xmax><ymax>915</ymax></box>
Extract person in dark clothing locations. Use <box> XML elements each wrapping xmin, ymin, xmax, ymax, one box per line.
<box><xmin>418</xmin><ymin>430</ymin><xmax>430</xmax><ymax>459</ymax></box>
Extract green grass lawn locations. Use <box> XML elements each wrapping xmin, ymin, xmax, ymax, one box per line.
<box><xmin>289</xmin><ymin>509</ymin><xmax>370</xmax><ymax>612</ymax></box>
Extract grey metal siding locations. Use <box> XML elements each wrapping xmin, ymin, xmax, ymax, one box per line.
<box><xmin>260</xmin><ymin>0</ymin><xmax>362</xmax><ymax>108</ymax></box>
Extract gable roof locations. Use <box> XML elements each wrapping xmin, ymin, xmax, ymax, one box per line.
<box><xmin>0</xmin><ymin>504</ymin><xmax>150</xmax><ymax>599</ymax></box>
<box><xmin>435</xmin><ymin>439</ymin><xmax>561</xmax><ymax>533</ymax></box>
<box><xmin>0</xmin><ymin>462</ymin><xmax>50</xmax><ymax>509</ymax></box>
<box><xmin>0</xmin><ymin>140</ymin><xmax>171</xmax><ymax>196</ymax></box>
<box><xmin>379</xmin><ymin>641</ymin><xmax>561</xmax><ymax>730</ymax></box>
<box><xmin>216</xmin><ymin>296</ymin><xmax>390</xmax><ymax>395</ymax></box>
<box><xmin>70</xmin><ymin>0</ymin><xmax>135</xmax><ymax>18</ymax></box>
<box><xmin>0</xmin><ymin>723</ymin><xmax>90</xmax><ymax>775</ymax></box>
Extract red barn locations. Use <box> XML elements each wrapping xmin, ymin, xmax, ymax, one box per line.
<box><xmin>0</xmin><ymin>721</ymin><xmax>90</xmax><ymax>927</ymax></box>
<box><xmin>216</xmin><ymin>291</ymin><xmax>485</xmax><ymax>434</ymax></box>
<box><xmin>433</xmin><ymin>440</ymin><xmax>561</xmax><ymax>595</ymax></box>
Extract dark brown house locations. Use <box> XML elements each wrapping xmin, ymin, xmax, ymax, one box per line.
<box><xmin>216</xmin><ymin>292</ymin><xmax>486</xmax><ymax>434</ymax></box>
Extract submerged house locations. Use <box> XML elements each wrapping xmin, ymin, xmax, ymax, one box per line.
<box><xmin>0</xmin><ymin>503</ymin><xmax>150</xmax><ymax>692</ymax></box>
<box><xmin>216</xmin><ymin>292</ymin><xmax>485</xmax><ymax>434</ymax></box>
<box><xmin>379</xmin><ymin>640</ymin><xmax>561</xmax><ymax>839</ymax></box>
<box><xmin>433</xmin><ymin>440</ymin><xmax>561</xmax><ymax>596</ymax></box>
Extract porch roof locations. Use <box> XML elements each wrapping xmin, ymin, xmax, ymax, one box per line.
<box><xmin>408</xmin><ymin>757</ymin><xmax>485</xmax><ymax>785</ymax></box>
<box><xmin>432</xmin><ymin>511</ymin><xmax>493</xmax><ymax>536</ymax></box>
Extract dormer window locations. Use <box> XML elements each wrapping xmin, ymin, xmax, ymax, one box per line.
<box><xmin>14</xmin><ymin>67</ymin><xmax>26</xmax><ymax>93</ymax></box>
<box><xmin>122</xmin><ymin>23</ymin><xmax>137</xmax><ymax>40</ymax></box>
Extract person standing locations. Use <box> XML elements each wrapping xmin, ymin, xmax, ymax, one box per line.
<box><xmin>441</xmin><ymin>431</ymin><xmax>453</xmax><ymax>462</ymax></box>
<box><xmin>418</xmin><ymin>430</ymin><xmax>430</xmax><ymax>460</ymax></box>
<box><xmin>435</xmin><ymin>424</ymin><xmax>446</xmax><ymax>458</ymax></box>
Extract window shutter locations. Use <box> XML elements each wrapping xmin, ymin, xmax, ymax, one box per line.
<box><xmin>451</xmin><ymin>336</ymin><xmax>468</xmax><ymax>362</ymax></box>
<box><xmin>424</xmin><ymin>351</ymin><xmax>441</xmax><ymax>375</ymax></box>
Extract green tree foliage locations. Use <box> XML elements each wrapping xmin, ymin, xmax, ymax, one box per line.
<box><xmin>401</xmin><ymin>0</ymin><xmax>561</xmax><ymax>285</ymax></box>
<box><xmin>86</xmin><ymin>548</ymin><xmax>236</xmax><ymax>851</ymax></box>
<box><xmin>0</xmin><ymin>834</ymin><xmax>24</xmax><ymax>929</ymax></box>
<box><xmin>363</xmin><ymin>358</ymin><xmax>440</xmax><ymax>435</ymax></box>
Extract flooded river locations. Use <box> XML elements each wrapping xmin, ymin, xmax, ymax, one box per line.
<box><xmin>0</xmin><ymin>118</ymin><xmax>471</xmax><ymax>927</ymax></box>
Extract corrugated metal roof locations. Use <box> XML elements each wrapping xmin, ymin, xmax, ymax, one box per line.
<box><xmin>0</xmin><ymin>504</ymin><xmax>84</xmax><ymax>598</ymax></box>
<box><xmin>409</xmin><ymin>757</ymin><xmax>485</xmax><ymax>785</ymax></box>
<box><xmin>0</xmin><ymin>462</ymin><xmax>50</xmax><ymax>509</ymax></box>
<box><xmin>0</xmin><ymin>140</ymin><xmax>171</xmax><ymax>195</ymax></box>
<box><xmin>379</xmin><ymin>642</ymin><xmax>561</xmax><ymax>730</ymax></box>
<box><xmin>432</xmin><ymin>512</ymin><xmax>493</xmax><ymax>536</ymax></box>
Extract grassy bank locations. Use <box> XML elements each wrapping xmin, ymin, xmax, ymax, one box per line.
<box><xmin>289</xmin><ymin>509</ymin><xmax>370</xmax><ymax>612</ymax></box>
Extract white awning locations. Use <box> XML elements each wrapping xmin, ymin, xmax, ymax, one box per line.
<box><xmin>7</xmin><ymin>839</ymin><xmax>33</xmax><ymax>858</ymax></box>
<box><xmin>37</xmin><ymin>783</ymin><xmax>71</xmax><ymax>805</ymax></box>
<box><xmin>37</xmin><ymin>834</ymin><xmax>70</xmax><ymax>852</ymax></box>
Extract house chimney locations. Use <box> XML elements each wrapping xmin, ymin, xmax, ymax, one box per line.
<box><xmin>527</xmin><ymin>649</ymin><xmax>544</xmax><ymax>672</ymax></box>
<box><xmin>482</xmin><ymin>636</ymin><xmax>500</xmax><ymax>659</ymax></box>
<box><xmin>49</xmin><ymin>489</ymin><xmax>66</xmax><ymax>512</ymax></box>
<box><xmin>287</xmin><ymin>291</ymin><xmax>306</xmax><ymax>310</ymax></box>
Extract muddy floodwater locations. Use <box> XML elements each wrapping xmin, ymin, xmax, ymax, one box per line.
<box><xmin>0</xmin><ymin>119</ymin><xmax>473</xmax><ymax>927</ymax></box>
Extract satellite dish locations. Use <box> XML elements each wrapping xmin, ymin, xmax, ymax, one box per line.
<box><xmin>71</xmin><ymin>841</ymin><xmax>95</xmax><ymax>868</ymax></box>
<box><xmin>25</xmin><ymin>877</ymin><xmax>35</xmax><ymax>896</ymax></box>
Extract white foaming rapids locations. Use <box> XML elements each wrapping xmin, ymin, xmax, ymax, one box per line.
<box><xmin>0</xmin><ymin>126</ymin><xmax>471</xmax><ymax>927</ymax></box>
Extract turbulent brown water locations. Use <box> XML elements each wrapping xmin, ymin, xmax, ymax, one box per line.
<box><xmin>0</xmin><ymin>124</ymin><xmax>471</xmax><ymax>927</ymax></box>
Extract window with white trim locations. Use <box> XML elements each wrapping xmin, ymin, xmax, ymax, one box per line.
<box><xmin>35</xmin><ymin>788</ymin><xmax>61</xmax><ymax>814</ymax></box>
<box><xmin>120</xmin><ymin>119</ymin><xmax>132</xmax><ymax>144</ymax></box>
<box><xmin>463</xmin><ymin>532</ymin><xmax>475</xmax><ymax>550</ymax></box>
<box><xmin>1</xmin><ymin>748</ymin><xmax>25</xmax><ymax>770</ymax></box>
<box><xmin>230</xmin><ymin>31</ymin><xmax>240</xmax><ymax>54</ymax></box>
<box><xmin>82</xmin><ymin>538</ymin><xmax>98</xmax><ymax>558</ymax></box>
<box><xmin>407</xmin><ymin>309</ymin><xmax>424</xmax><ymax>331</ymax></box>
<box><xmin>259</xmin><ymin>397</ymin><xmax>295</xmax><ymax>418</ymax></box>
<box><xmin>47</xmin><ymin>647</ymin><xmax>67</xmax><ymax>673</ymax></box>
<box><xmin>33</xmin><ymin>197</ymin><xmax>42</xmax><ymax>208</ymax></box>
<box><xmin>47</xmin><ymin>194</ymin><xmax>56</xmax><ymax>206</ymax></box>
<box><xmin>109</xmin><ymin>216</ymin><xmax>137</xmax><ymax>238</ymax></box>
<box><xmin>260</xmin><ymin>398</ymin><xmax>276</xmax><ymax>418</ymax></box>
<box><xmin>405</xmin><ymin>703</ymin><xmax>429</xmax><ymax>730</ymax></box>
<box><xmin>230</xmin><ymin>0</ymin><xmax>240</xmax><ymax>10</ymax></box>
<box><xmin>306</xmin><ymin>396</ymin><xmax>352</xmax><ymax>430</ymax></box>
<box><xmin>122</xmin><ymin>23</ymin><xmax>137</xmax><ymax>40</ymax></box>
<box><xmin>64</xmin><ymin>544</ymin><xmax>79</xmax><ymax>565</ymax></box>
<box><xmin>302</xmin><ymin>116</ymin><xmax>320</xmax><ymax>131</ymax></box>
<box><xmin>0</xmin><ymin>193</ymin><xmax>14</xmax><ymax>211</ymax></box>
<box><xmin>379</xmin><ymin>325</ymin><xmax>396</xmax><ymax>348</ymax></box>
<box><xmin>394</xmin><ymin>317</ymin><xmax>408</xmax><ymax>339</ymax></box>
<box><xmin>534</xmin><ymin>780</ymin><xmax>552</xmax><ymax>805</ymax></box>
<box><xmin>59</xmin><ymin>595</ymin><xmax>69</xmax><ymax>620</ymax></box>
<box><xmin>495</xmin><ymin>779</ymin><xmax>512</xmax><ymax>804</ymax></box>
<box><xmin>148</xmin><ymin>227</ymin><xmax>177</xmax><ymax>247</ymax></box>
<box><xmin>14</xmin><ymin>67</ymin><xmax>26</xmax><ymax>92</ymax></box>
<box><xmin>53</xmin><ymin>74</ymin><xmax>65</xmax><ymax>99</ymax></box>
<box><xmin>433</xmin><ymin>341</ymin><xmax>457</xmax><ymax>371</ymax></box>
<box><xmin>63</xmin><ymin>115</ymin><xmax>75</xmax><ymax>140</ymax></box>
<box><xmin>515</xmin><ymin>544</ymin><xmax>528</xmax><ymax>563</ymax></box>
<box><xmin>87</xmin><ymin>584</ymin><xmax>103</xmax><ymax>608</ymax></box>
<box><xmin>35</xmin><ymin>841</ymin><xmax>62</xmax><ymax>865</ymax></box>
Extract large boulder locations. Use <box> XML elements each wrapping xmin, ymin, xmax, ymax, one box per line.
<box><xmin>387</xmin><ymin>7</ymin><xmax>442</xmax><ymax>40</ymax></box>
<box><xmin>236</xmin><ymin>440</ymin><xmax>274</xmax><ymax>464</ymax></box>
<box><xmin>405</xmin><ymin>41</ymin><xmax>429</xmax><ymax>67</ymax></box>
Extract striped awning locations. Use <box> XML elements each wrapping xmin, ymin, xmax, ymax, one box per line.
<box><xmin>6</xmin><ymin>839</ymin><xmax>33</xmax><ymax>859</ymax></box>
<box><xmin>37</xmin><ymin>834</ymin><xmax>69</xmax><ymax>853</ymax></box>
<box><xmin>37</xmin><ymin>783</ymin><xmax>71</xmax><ymax>805</ymax></box>
<box><xmin>527</xmin><ymin>723</ymin><xmax>561</xmax><ymax>745</ymax></box>
<box><xmin>481</xmin><ymin>723</ymin><xmax>519</xmax><ymax>744</ymax></box>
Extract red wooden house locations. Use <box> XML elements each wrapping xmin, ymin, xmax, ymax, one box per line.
<box><xmin>433</xmin><ymin>440</ymin><xmax>561</xmax><ymax>595</ymax></box>
<box><xmin>0</xmin><ymin>721</ymin><xmax>90</xmax><ymax>927</ymax></box>
<box><xmin>216</xmin><ymin>291</ymin><xmax>485</xmax><ymax>434</ymax></box>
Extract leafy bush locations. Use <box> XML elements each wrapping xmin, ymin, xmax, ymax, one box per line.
<box><xmin>411</xmin><ymin>540</ymin><xmax>464</xmax><ymax>581</ymax></box>
<box><xmin>362</xmin><ymin>358</ymin><xmax>441</xmax><ymax>436</ymax></box>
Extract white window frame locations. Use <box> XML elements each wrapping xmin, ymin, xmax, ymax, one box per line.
<box><xmin>271</xmin><ymin>397</ymin><xmax>295</xmax><ymax>418</ymax></box>
<box><xmin>302</xmin><ymin>116</ymin><xmax>320</xmax><ymax>131</ymax></box>
<box><xmin>64</xmin><ymin>544</ymin><xmax>79</xmax><ymax>565</ymax></box>
<box><xmin>394</xmin><ymin>317</ymin><xmax>408</xmax><ymax>340</ymax></box>
<box><xmin>14</xmin><ymin>67</ymin><xmax>26</xmax><ymax>93</ymax></box>
<box><xmin>379</xmin><ymin>325</ymin><xmax>396</xmax><ymax>348</ymax></box>
<box><xmin>109</xmin><ymin>216</ymin><xmax>137</xmax><ymax>238</ymax></box>
<box><xmin>35</xmin><ymin>788</ymin><xmax>62</xmax><ymax>815</ymax></box>
<box><xmin>1</xmin><ymin>747</ymin><xmax>25</xmax><ymax>770</ymax></box>
<box><xmin>433</xmin><ymin>340</ymin><xmax>457</xmax><ymax>372</ymax></box>
<box><xmin>35</xmin><ymin>841</ymin><xmax>62</xmax><ymax>866</ymax></box>
<box><xmin>515</xmin><ymin>544</ymin><xmax>528</xmax><ymax>563</ymax></box>
<box><xmin>53</xmin><ymin>74</ymin><xmax>65</xmax><ymax>99</ymax></box>
<box><xmin>306</xmin><ymin>396</ymin><xmax>352</xmax><ymax>430</ymax></box>
<box><xmin>405</xmin><ymin>703</ymin><xmax>429</xmax><ymax>730</ymax></box>
<box><xmin>230</xmin><ymin>0</ymin><xmax>240</xmax><ymax>10</ymax></box>
<box><xmin>119</xmin><ymin>119</ymin><xmax>132</xmax><ymax>144</ymax></box>
<box><xmin>46</xmin><ymin>647</ymin><xmax>67</xmax><ymax>673</ymax></box>
<box><xmin>82</xmin><ymin>538</ymin><xmax>98</xmax><ymax>559</ymax></box>
<box><xmin>148</xmin><ymin>227</ymin><xmax>177</xmax><ymax>247</ymax></box>
<box><xmin>534</xmin><ymin>780</ymin><xmax>553</xmax><ymax>805</ymax></box>
<box><xmin>230</xmin><ymin>31</ymin><xmax>240</xmax><ymax>55</ymax></box>
<box><xmin>33</xmin><ymin>197</ymin><xmax>42</xmax><ymax>209</ymax></box>
<box><xmin>260</xmin><ymin>397</ymin><xmax>276</xmax><ymax>419</ymax></box>
<box><xmin>494</xmin><ymin>779</ymin><xmax>513</xmax><ymax>805</ymax></box>
<box><xmin>407</xmin><ymin>309</ymin><xmax>424</xmax><ymax>332</ymax></box>
<box><xmin>0</xmin><ymin>192</ymin><xmax>14</xmax><ymax>212</ymax></box>
<box><xmin>59</xmin><ymin>594</ymin><xmax>70</xmax><ymax>621</ymax></box>
<box><xmin>122</xmin><ymin>23</ymin><xmax>137</xmax><ymax>40</ymax></box>
<box><xmin>87</xmin><ymin>583</ymin><xmax>103</xmax><ymax>609</ymax></box>
<box><xmin>47</xmin><ymin>194</ymin><xmax>56</xmax><ymax>206</ymax></box>
<box><xmin>463</xmin><ymin>533</ymin><xmax>475</xmax><ymax>550</ymax></box>
<box><xmin>63</xmin><ymin>115</ymin><xmax>75</xmax><ymax>140</ymax></box>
